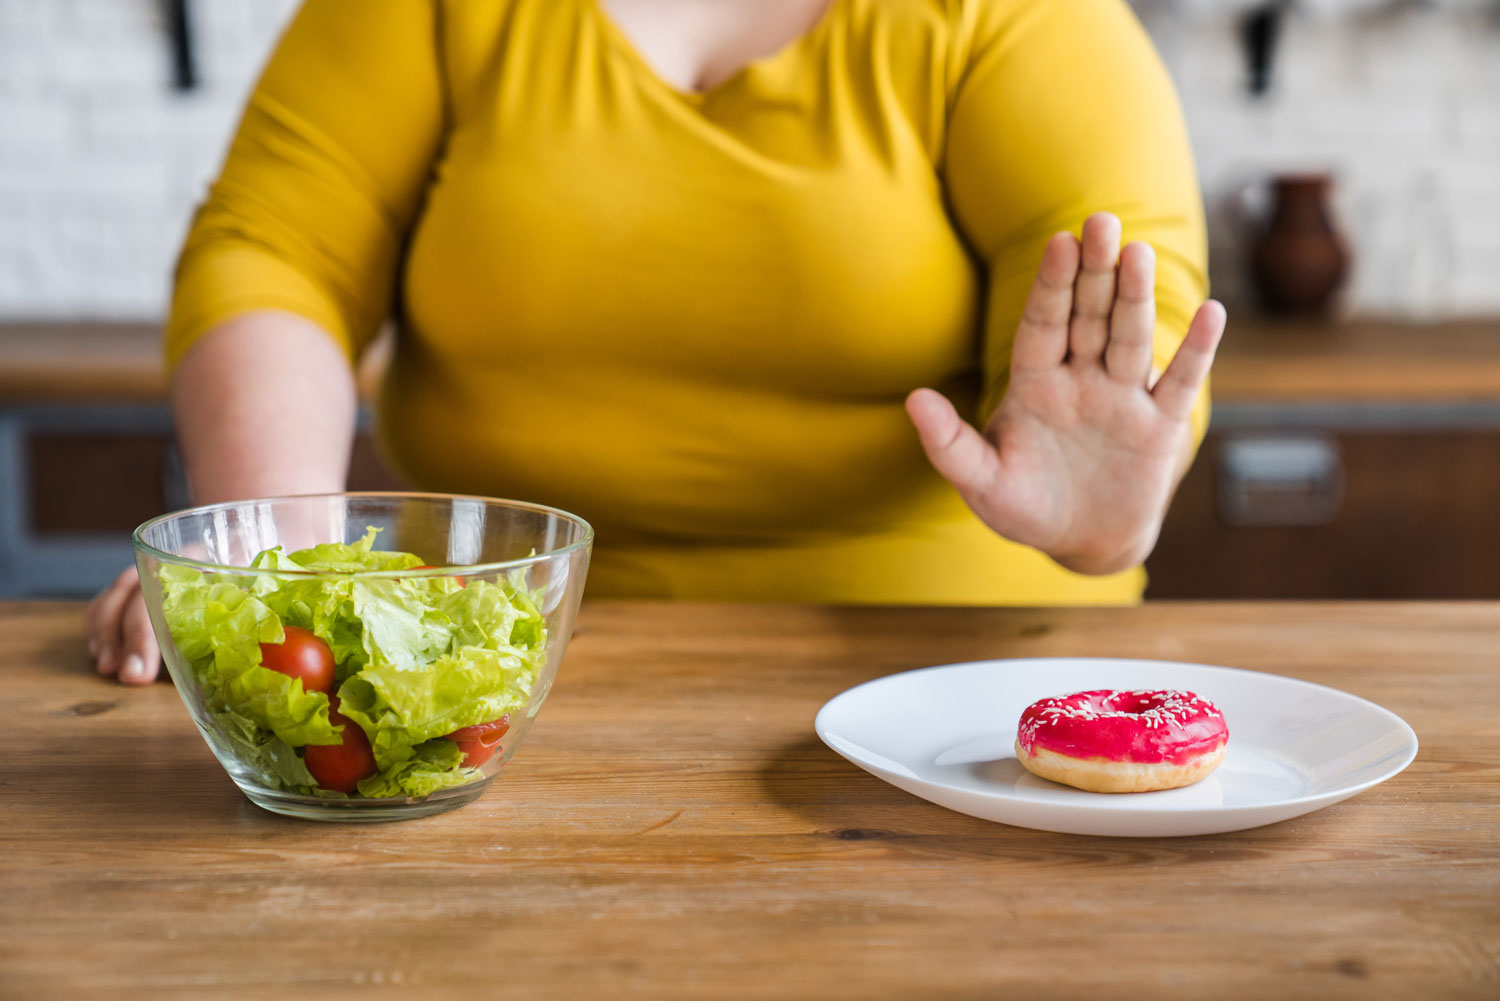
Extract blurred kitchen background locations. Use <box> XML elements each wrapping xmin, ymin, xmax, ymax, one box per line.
<box><xmin>0</xmin><ymin>0</ymin><xmax>1497</xmax><ymax>598</ymax></box>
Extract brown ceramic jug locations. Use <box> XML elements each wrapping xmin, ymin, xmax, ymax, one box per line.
<box><xmin>1250</xmin><ymin>174</ymin><xmax>1350</xmax><ymax>315</ymax></box>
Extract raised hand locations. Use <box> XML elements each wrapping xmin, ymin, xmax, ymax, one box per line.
<box><xmin>907</xmin><ymin>212</ymin><xmax>1226</xmax><ymax>576</ymax></box>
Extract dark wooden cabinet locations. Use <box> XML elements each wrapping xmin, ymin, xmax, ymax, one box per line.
<box><xmin>26</xmin><ymin>431</ymin><xmax>174</xmax><ymax>535</ymax></box>
<box><xmin>2</xmin><ymin>407</ymin><xmax>404</xmax><ymax>597</ymax></box>
<box><xmin>11</xmin><ymin>413</ymin><xmax>1500</xmax><ymax>600</ymax></box>
<box><xmin>22</xmin><ymin>426</ymin><xmax>404</xmax><ymax>537</ymax></box>
<box><xmin>1148</xmin><ymin>427</ymin><xmax>1500</xmax><ymax>599</ymax></box>
<box><xmin>6</xmin><ymin>321</ymin><xmax>1500</xmax><ymax>599</ymax></box>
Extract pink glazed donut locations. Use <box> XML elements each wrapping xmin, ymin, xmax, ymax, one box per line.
<box><xmin>1015</xmin><ymin>690</ymin><xmax>1229</xmax><ymax>793</ymax></box>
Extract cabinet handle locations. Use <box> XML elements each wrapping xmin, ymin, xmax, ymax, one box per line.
<box><xmin>1217</xmin><ymin>435</ymin><xmax>1343</xmax><ymax>527</ymax></box>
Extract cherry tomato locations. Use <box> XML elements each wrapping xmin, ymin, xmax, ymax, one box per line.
<box><xmin>444</xmin><ymin>715</ymin><xmax>510</xmax><ymax>768</ymax></box>
<box><xmin>304</xmin><ymin>695</ymin><xmax>377</xmax><ymax>794</ymax></box>
<box><xmin>259</xmin><ymin>625</ymin><xmax>335</xmax><ymax>694</ymax></box>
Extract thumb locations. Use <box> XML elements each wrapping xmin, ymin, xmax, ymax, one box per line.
<box><xmin>905</xmin><ymin>388</ymin><xmax>1001</xmax><ymax>500</ymax></box>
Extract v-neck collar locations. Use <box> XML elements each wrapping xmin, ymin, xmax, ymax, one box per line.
<box><xmin>587</xmin><ymin>0</ymin><xmax>845</xmax><ymax>105</ymax></box>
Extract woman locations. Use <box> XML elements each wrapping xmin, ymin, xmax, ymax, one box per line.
<box><xmin>88</xmin><ymin>0</ymin><xmax>1224</xmax><ymax>685</ymax></box>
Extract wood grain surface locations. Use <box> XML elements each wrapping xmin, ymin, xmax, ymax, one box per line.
<box><xmin>5</xmin><ymin>319</ymin><xmax>1500</xmax><ymax>405</ymax></box>
<box><xmin>1</xmin><ymin>601</ymin><xmax>1496</xmax><ymax>1000</ymax></box>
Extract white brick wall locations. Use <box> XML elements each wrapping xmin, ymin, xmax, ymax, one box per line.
<box><xmin>1135</xmin><ymin>1</ymin><xmax>1500</xmax><ymax>318</ymax></box>
<box><xmin>0</xmin><ymin>0</ymin><xmax>1496</xmax><ymax>321</ymax></box>
<box><xmin>0</xmin><ymin>0</ymin><xmax>300</xmax><ymax>319</ymax></box>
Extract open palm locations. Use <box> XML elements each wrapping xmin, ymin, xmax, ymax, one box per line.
<box><xmin>907</xmin><ymin>212</ymin><xmax>1226</xmax><ymax>576</ymax></box>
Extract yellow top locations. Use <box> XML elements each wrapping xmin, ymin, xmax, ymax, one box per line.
<box><xmin>168</xmin><ymin>0</ymin><xmax>1208</xmax><ymax>604</ymax></box>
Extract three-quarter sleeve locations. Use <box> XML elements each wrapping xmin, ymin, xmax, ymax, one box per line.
<box><xmin>166</xmin><ymin>0</ymin><xmax>447</xmax><ymax>370</ymax></box>
<box><xmin>942</xmin><ymin>0</ymin><xmax>1210</xmax><ymax>441</ymax></box>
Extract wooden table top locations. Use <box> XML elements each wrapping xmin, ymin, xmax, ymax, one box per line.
<box><xmin>2</xmin><ymin>600</ymin><xmax>1496</xmax><ymax>1000</ymax></box>
<box><xmin>3</xmin><ymin>318</ymin><xmax>1499</xmax><ymax>405</ymax></box>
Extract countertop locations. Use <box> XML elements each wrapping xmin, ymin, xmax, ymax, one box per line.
<box><xmin>2</xmin><ymin>319</ymin><xmax>1499</xmax><ymax>405</ymax></box>
<box><xmin>3</xmin><ymin>600</ymin><xmax>1496</xmax><ymax>999</ymax></box>
<box><xmin>0</xmin><ymin>323</ymin><xmax>389</xmax><ymax>403</ymax></box>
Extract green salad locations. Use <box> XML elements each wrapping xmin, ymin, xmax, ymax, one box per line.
<box><xmin>159</xmin><ymin>527</ymin><xmax>547</xmax><ymax>800</ymax></box>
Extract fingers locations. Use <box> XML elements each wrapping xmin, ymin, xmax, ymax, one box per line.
<box><xmin>1068</xmin><ymin>212</ymin><xmax>1122</xmax><ymax>364</ymax></box>
<box><xmin>1011</xmin><ymin>232</ymin><xmax>1080</xmax><ymax>374</ymax></box>
<box><xmin>86</xmin><ymin>567</ymin><xmax>138</xmax><ymax>677</ymax></box>
<box><xmin>118</xmin><ymin>593</ymin><xmax>162</xmax><ymax>685</ymax></box>
<box><xmin>1153</xmin><ymin>300</ymin><xmax>1228</xmax><ymax>421</ymax></box>
<box><xmin>905</xmin><ymin>388</ymin><xmax>1002</xmax><ymax>505</ymax></box>
<box><xmin>1105</xmin><ymin>241</ymin><xmax>1157</xmax><ymax>386</ymax></box>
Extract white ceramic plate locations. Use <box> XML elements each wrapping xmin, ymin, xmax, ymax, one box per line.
<box><xmin>814</xmin><ymin>657</ymin><xmax>1417</xmax><ymax>837</ymax></box>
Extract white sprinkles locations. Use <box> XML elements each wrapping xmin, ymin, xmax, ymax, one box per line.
<box><xmin>1017</xmin><ymin>689</ymin><xmax>1222</xmax><ymax>743</ymax></box>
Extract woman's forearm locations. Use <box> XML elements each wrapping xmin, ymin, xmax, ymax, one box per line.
<box><xmin>170</xmin><ymin>311</ymin><xmax>357</xmax><ymax>505</ymax></box>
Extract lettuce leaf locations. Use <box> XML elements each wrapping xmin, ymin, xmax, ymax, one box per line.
<box><xmin>336</xmin><ymin>644</ymin><xmax>538</xmax><ymax>770</ymax></box>
<box><xmin>288</xmin><ymin>525</ymin><xmax>425</xmax><ymax>574</ymax></box>
<box><xmin>221</xmin><ymin>662</ymin><xmax>342</xmax><ymax>747</ymax></box>
<box><xmin>248</xmin><ymin>532</ymin><xmax>460</xmax><ymax>676</ymax></box>
<box><xmin>355</xmin><ymin>738</ymin><xmax>478</xmax><ymax>799</ymax></box>
<box><xmin>161</xmin><ymin>569</ymin><xmax>340</xmax><ymax>748</ymax></box>
<box><xmin>349</xmin><ymin>579</ymin><xmax>458</xmax><ymax>671</ymax></box>
<box><xmin>444</xmin><ymin>572</ymin><xmax>545</xmax><ymax>651</ymax></box>
<box><xmin>213</xmin><ymin>705</ymin><xmax>323</xmax><ymax>794</ymax></box>
<box><xmin>156</xmin><ymin>527</ymin><xmax>546</xmax><ymax>800</ymax></box>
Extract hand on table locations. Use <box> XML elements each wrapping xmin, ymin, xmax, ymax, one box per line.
<box><xmin>84</xmin><ymin>509</ymin><xmax>337</xmax><ymax>685</ymax></box>
<box><xmin>907</xmin><ymin>212</ymin><xmax>1226</xmax><ymax>576</ymax></box>
<box><xmin>86</xmin><ymin>567</ymin><xmax>162</xmax><ymax>685</ymax></box>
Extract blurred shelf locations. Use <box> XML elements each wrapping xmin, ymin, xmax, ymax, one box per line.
<box><xmin>1213</xmin><ymin>318</ymin><xmax>1500</xmax><ymax>403</ymax></box>
<box><xmin>0</xmin><ymin>324</ymin><xmax>403</xmax><ymax>597</ymax></box>
<box><xmin>1</xmin><ymin>317</ymin><xmax>1497</xmax><ymax>405</ymax></box>
<box><xmin>3</xmin><ymin>319</ymin><xmax>1498</xmax><ymax>599</ymax></box>
<box><xmin>0</xmin><ymin>323</ymin><xmax>165</xmax><ymax>402</ymax></box>
<box><xmin>0</xmin><ymin>322</ymin><xmax>387</xmax><ymax>403</ymax></box>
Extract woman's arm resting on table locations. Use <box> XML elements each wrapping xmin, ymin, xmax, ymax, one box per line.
<box><xmin>915</xmin><ymin>0</ymin><xmax>1218</xmax><ymax>575</ymax></box>
<box><xmin>86</xmin><ymin>0</ymin><xmax>444</xmax><ymax>684</ymax></box>
<box><xmin>85</xmin><ymin>313</ymin><xmax>356</xmax><ymax>685</ymax></box>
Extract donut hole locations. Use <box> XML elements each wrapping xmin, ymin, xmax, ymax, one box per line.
<box><xmin>1104</xmin><ymin>691</ymin><xmax>1166</xmax><ymax>716</ymax></box>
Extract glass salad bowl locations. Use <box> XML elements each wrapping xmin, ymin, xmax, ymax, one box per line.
<box><xmin>133</xmin><ymin>493</ymin><xmax>592</xmax><ymax>822</ymax></box>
